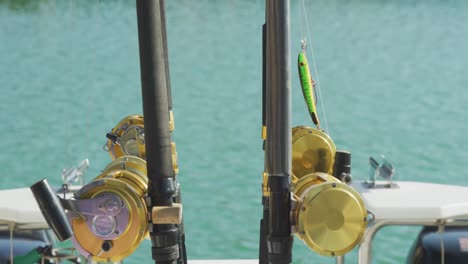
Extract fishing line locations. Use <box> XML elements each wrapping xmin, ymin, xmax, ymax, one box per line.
<box><xmin>63</xmin><ymin>0</ymin><xmax>73</xmax><ymax>168</ymax></box>
<box><xmin>84</xmin><ymin>0</ymin><xmax>102</xmax><ymax>163</ymax></box>
<box><xmin>297</xmin><ymin>0</ymin><xmax>305</xmax><ymax>42</ymax></box>
<box><xmin>299</xmin><ymin>0</ymin><xmax>330</xmax><ymax>135</ymax></box>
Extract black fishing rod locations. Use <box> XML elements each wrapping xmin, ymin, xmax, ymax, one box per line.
<box><xmin>136</xmin><ymin>1</ymin><xmax>185</xmax><ymax>263</ymax></box>
<box><xmin>159</xmin><ymin>0</ymin><xmax>187</xmax><ymax>261</ymax></box>
<box><xmin>259</xmin><ymin>22</ymin><xmax>269</xmax><ymax>264</ymax></box>
<box><xmin>160</xmin><ymin>0</ymin><xmax>172</xmax><ymax>112</ymax></box>
<box><xmin>263</xmin><ymin>0</ymin><xmax>293</xmax><ymax>264</ymax></box>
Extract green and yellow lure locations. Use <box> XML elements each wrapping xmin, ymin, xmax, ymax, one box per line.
<box><xmin>298</xmin><ymin>51</ymin><xmax>320</xmax><ymax>128</ymax></box>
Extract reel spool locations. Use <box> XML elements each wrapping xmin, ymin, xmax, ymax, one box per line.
<box><xmin>292</xmin><ymin>126</ymin><xmax>336</xmax><ymax>182</ymax></box>
<box><xmin>291</xmin><ymin>126</ymin><xmax>367</xmax><ymax>256</ymax></box>
<box><xmin>104</xmin><ymin>115</ymin><xmax>146</xmax><ymax>160</ymax></box>
<box><xmin>292</xmin><ymin>173</ymin><xmax>367</xmax><ymax>256</ymax></box>
<box><xmin>66</xmin><ymin>156</ymin><xmax>148</xmax><ymax>262</ymax></box>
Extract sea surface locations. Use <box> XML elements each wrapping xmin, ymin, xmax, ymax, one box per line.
<box><xmin>1</xmin><ymin>0</ymin><xmax>468</xmax><ymax>263</ymax></box>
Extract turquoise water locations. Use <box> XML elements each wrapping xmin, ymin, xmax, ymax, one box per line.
<box><xmin>1</xmin><ymin>0</ymin><xmax>468</xmax><ymax>263</ymax></box>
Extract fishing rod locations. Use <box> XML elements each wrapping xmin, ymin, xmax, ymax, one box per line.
<box><xmin>158</xmin><ymin>0</ymin><xmax>187</xmax><ymax>261</ymax></box>
<box><xmin>135</xmin><ymin>0</ymin><xmax>185</xmax><ymax>263</ymax></box>
<box><xmin>258</xmin><ymin>22</ymin><xmax>269</xmax><ymax>264</ymax></box>
<box><xmin>263</xmin><ymin>1</ymin><xmax>294</xmax><ymax>264</ymax></box>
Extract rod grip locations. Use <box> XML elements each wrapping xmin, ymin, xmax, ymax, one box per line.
<box><xmin>30</xmin><ymin>179</ymin><xmax>73</xmax><ymax>241</ymax></box>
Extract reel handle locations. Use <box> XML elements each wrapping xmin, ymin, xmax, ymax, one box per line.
<box><xmin>30</xmin><ymin>179</ymin><xmax>73</xmax><ymax>242</ymax></box>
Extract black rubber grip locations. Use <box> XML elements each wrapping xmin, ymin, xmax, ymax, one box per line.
<box><xmin>30</xmin><ymin>179</ymin><xmax>73</xmax><ymax>241</ymax></box>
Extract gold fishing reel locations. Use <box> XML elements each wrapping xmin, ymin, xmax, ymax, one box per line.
<box><xmin>103</xmin><ymin>114</ymin><xmax>179</xmax><ymax>174</ymax></box>
<box><xmin>67</xmin><ymin>156</ymin><xmax>149</xmax><ymax>262</ymax></box>
<box><xmin>291</xmin><ymin>126</ymin><xmax>367</xmax><ymax>257</ymax></box>
<box><xmin>292</xmin><ymin>126</ymin><xmax>336</xmax><ymax>182</ymax></box>
<box><xmin>292</xmin><ymin>173</ymin><xmax>367</xmax><ymax>256</ymax></box>
<box><xmin>32</xmin><ymin>114</ymin><xmax>182</xmax><ymax>262</ymax></box>
<box><xmin>104</xmin><ymin>115</ymin><xmax>146</xmax><ymax>160</ymax></box>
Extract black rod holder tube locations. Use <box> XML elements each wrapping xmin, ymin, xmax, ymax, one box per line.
<box><xmin>135</xmin><ymin>1</ymin><xmax>179</xmax><ymax>263</ymax></box>
<box><xmin>265</xmin><ymin>0</ymin><xmax>293</xmax><ymax>264</ymax></box>
<box><xmin>259</xmin><ymin>197</ymin><xmax>270</xmax><ymax>264</ymax></box>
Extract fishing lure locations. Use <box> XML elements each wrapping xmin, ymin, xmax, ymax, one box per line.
<box><xmin>298</xmin><ymin>51</ymin><xmax>320</xmax><ymax>128</ymax></box>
